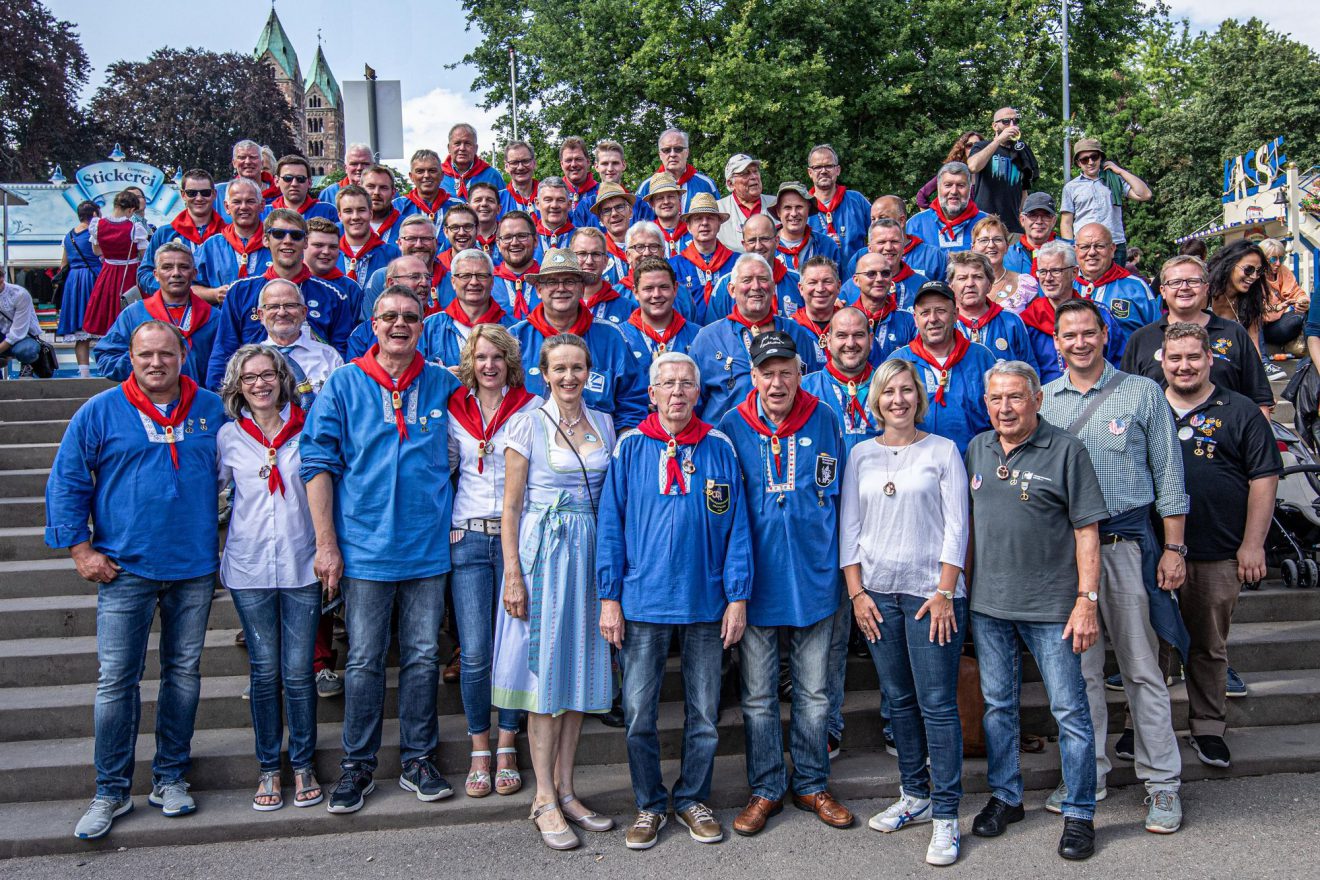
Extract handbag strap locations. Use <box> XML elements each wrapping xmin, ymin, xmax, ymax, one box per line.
<box><xmin>539</xmin><ymin>407</ymin><xmax>598</xmax><ymax>517</ymax></box>
<box><xmin>1067</xmin><ymin>371</ymin><xmax>1128</xmax><ymax>435</ymax></box>
<box><xmin>68</xmin><ymin>228</ymin><xmax>96</xmax><ymax>267</ymax></box>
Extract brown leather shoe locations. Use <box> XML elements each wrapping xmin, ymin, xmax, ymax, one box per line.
<box><xmin>732</xmin><ymin>796</ymin><xmax>783</xmax><ymax>836</ymax></box>
<box><xmin>792</xmin><ymin>790</ymin><xmax>854</xmax><ymax>828</ymax></box>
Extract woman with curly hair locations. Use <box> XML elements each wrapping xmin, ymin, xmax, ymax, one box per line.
<box><xmin>1207</xmin><ymin>240</ymin><xmax>1278</xmax><ymax>380</ymax></box>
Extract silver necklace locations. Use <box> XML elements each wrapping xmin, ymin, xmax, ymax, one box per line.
<box><xmin>878</xmin><ymin>432</ymin><xmax>917</xmax><ymax>496</ymax></box>
<box><xmin>559</xmin><ymin>413</ymin><xmax>584</xmax><ymax>437</ymax></box>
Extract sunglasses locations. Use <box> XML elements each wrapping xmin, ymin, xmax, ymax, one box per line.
<box><xmin>375</xmin><ymin>311</ymin><xmax>422</xmax><ymax>324</ymax></box>
<box><xmin>994</xmin><ymin>116</ymin><xmax>1021</xmax><ymax>126</ymax></box>
<box><xmin>183</xmin><ymin>188</ymin><xmax>214</xmax><ymax>198</ymax></box>
<box><xmin>1239</xmin><ymin>264</ymin><xmax>1262</xmax><ymax>279</ymax></box>
<box><xmin>267</xmin><ymin>228</ymin><xmax>307</xmax><ymax>242</ymax></box>
<box><xmin>280</xmin><ymin>174</ymin><xmax>309</xmax><ymax>184</ymax></box>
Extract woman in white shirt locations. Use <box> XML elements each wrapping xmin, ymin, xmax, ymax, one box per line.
<box><xmin>218</xmin><ymin>344</ymin><xmax>321</xmax><ymax>812</ymax></box>
<box><xmin>447</xmin><ymin>324</ymin><xmax>541</xmax><ymax>799</ymax></box>
<box><xmin>840</xmin><ymin>358</ymin><xmax>969</xmax><ymax>867</ymax></box>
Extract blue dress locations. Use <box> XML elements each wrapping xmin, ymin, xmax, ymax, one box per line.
<box><xmin>56</xmin><ymin>228</ymin><xmax>102</xmax><ymax>340</ymax></box>
<box><xmin>491</xmin><ymin>402</ymin><xmax>617</xmax><ymax>716</ymax></box>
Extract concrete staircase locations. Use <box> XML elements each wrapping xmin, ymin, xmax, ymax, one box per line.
<box><xmin>2</xmin><ymin>377</ymin><xmax>1319</xmax><ymax>859</ymax></box>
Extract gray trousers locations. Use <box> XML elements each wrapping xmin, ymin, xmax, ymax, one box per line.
<box><xmin>1081</xmin><ymin>540</ymin><xmax>1181</xmax><ymax>792</ymax></box>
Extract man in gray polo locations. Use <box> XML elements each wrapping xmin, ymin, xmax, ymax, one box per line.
<box><xmin>966</xmin><ymin>359</ymin><xmax>1106</xmax><ymax>862</ymax></box>
<box><xmin>1039</xmin><ymin>298</ymin><xmax>1188</xmax><ymax>835</ymax></box>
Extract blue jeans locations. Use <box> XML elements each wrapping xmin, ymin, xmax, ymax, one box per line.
<box><xmin>865</xmin><ymin>593</ymin><xmax>967</xmax><ymax>819</ymax></box>
<box><xmin>826</xmin><ymin>595</ymin><xmax>849</xmax><ymax>740</ymax></box>
<box><xmin>93</xmin><ymin>572</ymin><xmax>215</xmax><ymax>800</ymax></box>
<box><xmin>739</xmin><ymin>615</ymin><xmax>833</xmax><ymax>799</ymax></box>
<box><xmin>3</xmin><ymin>336</ymin><xmax>41</xmax><ymax>365</ymax></box>
<box><xmin>449</xmin><ymin>531</ymin><xmax>522</xmax><ymax>736</ymax></box>
<box><xmin>621</xmin><ymin>620</ymin><xmax>723</xmax><ymax>813</ymax></box>
<box><xmin>974</xmin><ymin>612</ymin><xmax>1097</xmax><ymax>820</ymax></box>
<box><xmin>340</xmin><ymin>574</ymin><xmax>446</xmax><ymax>771</ymax></box>
<box><xmin>229</xmin><ymin>585</ymin><xmax>321</xmax><ymax>771</ymax></box>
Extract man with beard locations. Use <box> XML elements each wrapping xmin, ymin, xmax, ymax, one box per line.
<box><xmin>905</xmin><ymin>163</ymin><xmax>989</xmax><ymax>254</ymax></box>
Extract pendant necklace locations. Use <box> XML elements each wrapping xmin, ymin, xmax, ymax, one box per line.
<box><xmin>879</xmin><ymin>433</ymin><xmax>917</xmax><ymax>496</ymax></box>
<box><xmin>559</xmin><ymin>413</ymin><xmax>583</xmax><ymax>437</ymax></box>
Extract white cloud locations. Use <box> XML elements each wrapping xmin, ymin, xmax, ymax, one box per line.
<box><xmin>1167</xmin><ymin>3</ymin><xmax>1320</xmax><ymax>51</ymax></box>
<box><xmin>395</xmin><ymin>87</ymin><xmax>502</xmax><ymax>172</ymax></box>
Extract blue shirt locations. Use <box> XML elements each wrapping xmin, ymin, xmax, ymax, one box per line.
<box><xmin>194</xmin><ymin>234</ymin><xmax>271</xmax><ymax>288</ymax></box>
<box><xmin>635</xmin><ymin>169</ymin><xmax>720</xmax><ymax>211</ymax></box>
<box><xmin>298</xmin><ymin>360</ymin><xmax>462</xmax><ymax>581</ymax></box>
<box><xmin>94</xmin><ymin>299</ymin><xmax>219</xmax><ymax>384</ymax></box>
<box><xmin>595</xmin><ymin>427</ymin><xmax>753</xmax><ymax>623</ymax></box>
<box><xmin>888</xmin><ymin>340</ymin><xmax>997</xmax><ymax>453</ymax></box>
<box><xmin>419</xmin><ymin>309</ymin><xmax>516</xmax><ymax>366</ymax></box>
<box><xmin>801</xmin><ymin>368</ymin><xmax>882</xmax><ymax>458</ymax></box>
<box><xmin>138</xmin><ymin>222</ymin><xmax>222</xmax><ymax>294</ymax></box>
<box><xmin>491</xmin><ymin>270</ymin><xmax>540</xmax><ymax>320</ymax></box>
<box><xmin>511</xmin><ymin>318</ymin><xmax>650</xmax><ymax>431</ymax></box>
<box><xmin>690</xmin><ymin>316</ymin><xmax>821</xmax><ymax>424</ymax></box>
<box><xmin>45</xmin><ymin>384</ymin><xmax>226</xmax><ymax>580</ymax></box>
<box><xmin>1074</xmin><ymin>270</ymin><xmax>1160</xmax><ymax>337</ymax></box>
<box><xmin>776</xmin><ymin>230</ymin><xmax>842</xmax><ymax>272</ymax></box>
<box><xmin>337</xmin><ymin>241</ymin><xmax>400</xmax><ymax>288</ymax></box>
<box><xmin>808</xmin><ymin>187</ymin><xmax>871</xmax><ymax>265</ymax></box>
<box><xmin>618</xmin><ymin>313</ymin><xmax>702</xmax><ymax>370</ymax></box>
<box><xmin>718</xmin><ymin>397</ymin><xmax>844</xmax><ymax>627</ymax></box>
<box><xmin>440</xmin><ymin>164</ymin><xmax>505</xmax><ymax>200</ymax></box>
<box><xmin>955</xmin><ymin>308</ymin><xmax>1035</xmax><ymax>365</ymax></box>
<box><xmin>261</xmin><ymin>201</ymin><xmax>339</xmax><ymax>224</ymax></box>
<box><xmin>905</xmin><ymin>207</ymin><xmax>990</xmax><ymax>254</ymax></box>
<box><xmin>670</xmin><ymin>249</ymin><xmax>737</xmax><ymax>324</ymax></box>
<box><xmin>705</xmin><ymin>263</ymin><xmax>803</xmax><ymax>326</ymax></box>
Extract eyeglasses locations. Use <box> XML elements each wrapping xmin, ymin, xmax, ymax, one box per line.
<box><xmin>398</xmin><ymin>235</ymin><xmax>435</xmax><ymax>245</ymax></box>
<box><xmin>572</xmin><ymin>250</ymin><xmax>606</xmax><ymax>260</ymax></box>
<box><xmin>655</xmin><ymin>380</ymin><xmax>698</xmax><ymax>391</ymax></box>
<box><xmin>1163</xmin><ymin>278</ymin><xmax>1205</xmax><ymax>290</ymax></box>
<box><xmin>183</xmin><ymin>188</ymin><xmax>213</xmax><ymax>198</ymax></box>
<box><xmin>374</xmin><ymin>311</ymin><xmax>421</xmax><ymax>324</ymax></box>
<box><xmin>599</xmin><ymin>202</ymin><xmax>631</xmax><ymax>215</ymax></box>
<box><xmin>239</xmin><ymin>370</ymin><xmax>278</xmax><ymax>386</ymax></box>
<box><xmin>1036</xmin><ymin>267</ymin><xmax>1074</xmax><ymax>277</ymax></box>
<box><xmin>445</xmin><ymin>222</ymin><xmax>477</xmax><ymax>234</ymax></box>
<box><xmin>807</xmin><ymin>163</ymin><xmax>838</xmax><ymax>172</ymax></box>
<box><xmin>973</xmin><ymin>236</ymin><xmax>1007</xmax><ymax>246</ymax></box>
<box><xmin>628</xmin><ymin>243</ymin><xmax>663</xmax><ymax>254</ymax></box>
<box><xmin>993</xmin><ymin>116</ymin><xmax>1021</xmax><ymax>126</ymax></box>
<box><xmin>1076</xmin><ymin>243</ymin><xmax>1109</xmax><ymax>252</ymax></box>
<box><xmin>1239</xmin><ymin>264</ymin><xmax>1262</xmax><ymax>279</ymax></box>
<box><xmin>744</xmin><ymin>236</ymin><xmax>776</xmax><ymax>246</ymax></box>
<box><xmin>389</xmin><ymin>273</ymin><xmax>430</xmax><ymax>283</ymax></box>
<box><xmin>539</xmin><ymin>277</ymin><xmax>581</xmax><ymax>289</ymax></box>
<box><xmin>499</xmin><ymin>232</ymin><xmax>533</xmax><ymax>243</ymax></box>
<box><xmin>857</xmin><ymin>270</ymin><xmax>893</xmax><ymax>280</ymax></box>
<box><xmin>279</xmin><ymin>174</ymin><xmax>309</xmax><ymax>184</ymax></box>
<box><xmin>453</xmin><ymin>272</ymin><xmax>493</xmax><ymax>283</ymax></box>
<box><xmin>259</xmin><ymin>302</ymin><xmax>304</xmax><ymax>313</ymax></box>
<box><xmin>267</xmin><ymin>228</ymin><xmax>307</xmax><ymax>242</ymax></box>
<box><xmin>506</xmin><ymin>159</ymin><xmax>534</xmax><ymax>168</ymax></box>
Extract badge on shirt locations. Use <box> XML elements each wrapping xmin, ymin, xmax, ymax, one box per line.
<box><xmin>1177</xmin><ymin>426</ymin><xmax>1194</xmax><ymax>441</ymax></box>
<box><xmin>996</xmin><ymin>338</ymin><xmax>1008</xmax><ymax>351</ymax></box>
<box><xmin>1110</xmin><ymin>299</ymin><xmax>1131</xmax><ymax>320</ymax></box>
<box><xmin>705</xmin><ymin>480</ymin><xmax>730</xmax><ymax>515</ymax></box>
<box><xmin>971</xmin><ymin>473</ymin><xmax>983</xmax><ymax>490</ymax></box>
<box><xmin>586</xmin><ymin>371</ymin><xmax>606</xmax><ymax>393</ymax></box>
<box><xmin>1108</xmin><ymin>418</ymin><xmax>1127</xmax><ymax>435</ymax></box>
<box><xmin>815</xmin><ymin>453</ymin><xmax>838</xmax><ymax>488</ymax></box>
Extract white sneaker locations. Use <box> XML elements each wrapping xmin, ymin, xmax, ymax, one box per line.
<box><xmin>926</xmin><ymin>818</ymin><xmax>960</xmax><ymax>866</ymax></box>
<box><xmin>868</xmin><ymin>789</ymin><xmax>932</xmax><ymax>832</ymax></box>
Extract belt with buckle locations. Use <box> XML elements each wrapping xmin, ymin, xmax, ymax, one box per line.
<box><xmin>458</xmin><ymin>518</ymin><xmax>501</xmax><ymax>535</ymax></box>
<box><xmin>1099</xmin><ymin>533</ymin><xmax>1128</xmax><ymax>546</ymax></box>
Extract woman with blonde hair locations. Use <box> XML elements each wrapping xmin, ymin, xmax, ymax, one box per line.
<box><xmin>840</xmin><ymin>358</ymin><xmax>970</xmax><ymax>867</ymax></box>
<box><xmin>972</xmin><ymin>215</ymin><xmax>1038</xmax><ymax>313</ymax></box>
<box><xmin>1258</xmin><ymin>238</ymin><xmax>1307</xmax><ymax>356</ymax></box>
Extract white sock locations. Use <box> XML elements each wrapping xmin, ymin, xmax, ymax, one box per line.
<box><xmin>78</xmin><ymin>364</ymin><xmax>92</xmax><ymax>378</ymax></box>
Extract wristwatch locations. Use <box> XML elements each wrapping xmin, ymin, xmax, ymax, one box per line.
<box><xmin>936</xmin><ymin>589</ymin><xmax>954</xmax><ymax>601</ymax></box>
<box><xmin>1078</xmin><ymin>591</ymin><xmax>1099</xmax><ymax>603</ymax></box>
<box><xmin>1164</xmin><ymin>543</ymin><xmax>1188</xmax><ymax>557</ymax></box>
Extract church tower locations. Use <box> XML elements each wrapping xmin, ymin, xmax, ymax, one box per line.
<box><xmin>255</xmin><ymin>7</ymin><xmax>307</xmax><ymax>152</ymax></box>
<box><xmin>304</xmin><ymin>44</ymin><xmax>345</xmax><ymax>176</ymax></box>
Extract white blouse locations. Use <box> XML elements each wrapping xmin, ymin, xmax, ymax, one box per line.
<box><xmin>447</xmin><ymin>389</ymin><xmax>543</xmax><ymax>524</ymax></box>
<box><xmin>504</xmin><ymin>398</ymin><xmax>615</xmax><ymax>508</ymax></box>
<box><xmin>839</xmin><ymin>433</ymin><xmax>969</xmax><ymax>599</ymax></box>
<box><xmin>217</xmin><ymin>406</ymin><xmax>317</xmax><ymax>589</ymax></box>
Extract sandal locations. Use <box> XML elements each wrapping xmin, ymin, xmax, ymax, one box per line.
<box><xmin>293</xmin><ymin>767</ymin><xmax>322</xmax><ymax>807</ymax></box>
<box><xmin>494</xmin><ymin>746</ymin><xmax>522</xmax><ymax>796</ymax></box>
<box><xmin>253</xmin><ymin>770</ymin><xmax>283</xmax><ymax>812</ymax></box>
<box><xmin>466</xmin><ymin>750</ymin><xmax>492</xmax><ymax>798</ymax></box>
<box><xmin>558</xmin><ymin>794</ymin><xmax>614</xmax><ymax>832</ymax></box>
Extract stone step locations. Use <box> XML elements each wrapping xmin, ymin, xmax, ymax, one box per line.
<box><xmin>0</xmin><ymin>470</ymin><xmax>51</xmax><ymax>499</ymax></box>
<box><xmin>0</xmin><ymin>378</ymin><xmax>109</xmax><ymax>402</ymax></box>
<box><xmin>0</xmin><ymin>397</ymin><xmax>89</xmax><ymax>422</ymax></box>
<box><xmin>0</xmin><ymin>591</ymin><xmax>241</xmax><ymax>640</ymax></box>
<box><xmin>0</xmin><ymin>559</ymin><xmax>97</xmax><ymax>599</ymax></box>
<box><xmin>0</xmin><ymin>443</ymin><xmax>59</xmax><ymax>470</ymax></box>
<box><xmin>0</xmin><ymin>527</ymin><xmax>64</xmax><ymax>562</ymax></box>
<box><xmin>2</xmin><ymin>722</ymin><xmax>1317</xmax><ymax>859</ymax></box>
<box><xmin>0</xmin><ymin>498</ymin><xmax>44</xmax><ymax>529</ymax></box>
<box><xmin>0</xmin><ymin>420</ymin><xmax>68</xmax><ymax>445</ymax></box>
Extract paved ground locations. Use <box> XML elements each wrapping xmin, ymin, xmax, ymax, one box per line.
<box><xmin>8</xmin><ymin>773</ymin><xmax>1317</xmax><ymax>879</ymax></box>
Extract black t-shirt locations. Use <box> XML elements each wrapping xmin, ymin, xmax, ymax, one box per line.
<box><xmin>1174</xmin><ymin>386</ymin><xmax>1282</xmax><ymax>560</ymax></box>
<box><xmin>1121</xmin><ymin>312</ymin><xmax>1274</xmax><ymax>407</ymax></box>
<box><xmin>969</xmin><ymin>140</ymin><xmax>1038</xmax><ymax>234</ymax></box>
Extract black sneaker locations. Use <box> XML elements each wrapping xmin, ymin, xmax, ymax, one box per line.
<box><xmin>327</xmin><ymin>765</ymin><xmax>375</xmax><ymax>813</ymax></box>
<box><xmin>1113</xmin><ymin>728</ymin><xmax>1135</xmax><ymax>761</ymax></box>
<box><xmin>399</xmin><ymin>757</ymin><xmax>454</xmax><ymax>801</ymax></box>
<box><xmin>1190</xmin><ymin>734</ymin><xmax>1231</xmax><ymax>768</ymax></box>
<box><xmin>883</xmin><ymin>729</ymin><xmax>898</xmax><ymax>757</ymax></box>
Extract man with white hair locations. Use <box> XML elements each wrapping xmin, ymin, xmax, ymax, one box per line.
<box><xmin>420</xmin><ymin>248</ymin><xmax>514</xmax><ymax>366</ymax></box>
<box><xmin>215</xmin><ymin>140</ymin><xmax>264</xmax><ymax>221</ymax></box>
<box><xmin>318</xmin><ymin>143</ymin><xmax>375</xmax><ymax>206</ymax></box>
<box><xmin>258</xmin><ymin>277</ymin><xmax>343</xmax><ymax>406</ymax></box>
<box><xmin>905</xmin><ymin>163</ymin><xmax>989</xmax><ymax>253</ymax></box>
<box><xmin>194</xmin><ymin>177</ymin><xmax>270</xmax><ymax>296</ymax></box>
<box><xmin>690</xmin><ymin>252</ymin><xmax>818</xmax><ymax>422</ymax></box>
<box><xmin>441</xmin><ymin>124</ymin><xmax>506</xmax><ymax>199</ymax></box>
<box><xmin>716</xmin><ymin>154</ymin><xmax>777</xmax><ymax>252</ymax></box>
<box><xmin>533</xmin><ymin>177</ymin><xmax>576</xmax><ymax>252</ymax></box>
<box><xmin>635</xmin><ymin>128</ymin><xmax>719</xmax><ymax>210</ymax></box>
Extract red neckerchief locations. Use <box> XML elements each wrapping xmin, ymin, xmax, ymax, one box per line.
<box><xmin>260</xmin><ymin>171</ymin><xmax>279</xmax><ymax>201</ymax></box>
<box><xmin>143</xmin><ymin>291</ymin><xmax>213</xmax><ymax>350</ymax></box>
<box><xmin>221</xmin><ymin>224</ymin><xmax>264</xmax><ymax>277</ymax></box>
<box><xmin>1020</xmin><ymin>294</ymin><xmax>1068</xmax><ymax>335</ymax></box>
<box><xmin>729</xmin><ymin>305</ymin><xmax>776</xmax><ymax>332</ymax></box>
<box><xmin>658</xmin><ymin>163</ymin><xmax>699</xmax><ymax>187</ymax></box>
<box><xmin>314</xmin><ymin>266</ymin><xmax>345</xmax><ymax>281</ymax></box>
<box><xmin>447</xmin><ymin>386</ymin><xmax>534</xmax><ymax>473</ymax></box>
<box><xmin>340</xmin><ymin>231</ymin><xmax>386</xmax><ymax>281</ymax></box>
<box><xmin>476</xmin><ymin>232</ymin><xmax>498</xmax><ymax>256</ymax></box>
<box><xmin>1077</xmin><ymin>262</ymin><xmax>1131</xmax><ymax>296</ymax></box>
<box><xmin>271</xmin><ymin>195</ymin><xmax>314</xmax><ymax>215</ymax></box>
<box><xmin>932</xmin><ymin>199</ymin><xmax>980</xmax><ymax>239</ymax></box>
<box><xmin>810</xmin><ymin>185</ymin><xmax>847</xmax><ymax>238</ymax></box>
<box><xmin>534</xmin><ymin>216</ymin><xmax>574</xmax><ymax>245</ymax></box>
<box><xmin>604</xmin><ymin>235</ymin><xmax>629</xmax><ymax>267</ymax></box>
<box><xmin>636</xmin><ymin>412</ymin><xmax>713</xmax><ymax>494</ymax></box>
<box><xmin>352</xmin><ymin>345</ymin><xmax>426</xmax><ymax>440</ymax></box>
<box><xmin>903</xmin><ymin>236</ymin><xmax>924</xmax><ymax>255</ymax></box>
<box><xmin>892</xmin><ymin>263</ymin><xmax>915</xmax><ymax>284</ymax></box>
<box><xmin>734</xmin><ymin>198</ymin><xmax>761</xmax><ymax>219</ymax></box>
<box><xmin>170</xmin><ymin>211</ymin><xmax>224</xmax><ymax>246</ymax></box>
<box><xmin>771</xmin><ymin>258</ymin><xmax>788</xmax><ymax>284</ymax></box>
<box><xmin>406</xmin><ymin>188</ymin><xmax>451</xmax><ymax>221</ymax></box>
<box><xmin>617</xmin><ymin>273</ymin><xmax>636</xmax><ymax>293</ymax></box>
<box><xmin>583</xmin><ymin>281</ymin><xmax>622</xmax><ymax>311</ymax></box>
<box><xmin>679</xmin><ymin>243</ymin><xmax>736</xmax><ymax>302</ymax></box>
<box><xmin>374</xmin><ymin>207</ymin><xmax>401</xmax><ymax>239</ymax></box>
<box><xmin>627</xmin><ymin>308</ymin><xmax>688</xmax><ymax>351</ymax></box>
<box><xmin>564</xmin><ymin>175</ymin><xmax>598</xmax><ymax>207</ymax></box>
<box><xmin>792</xmin><ymin>305</ymin><xmax>836</xmax><ymax>338</ymax></box>
<box><xmin>734</xmin><ymin>389</ymin><xmax>820</xmax><ymax>481</ymax></box>
<box><xmin>423</xmin><ymin>254</ymin><xmax>453</xmax><ymax>315</ymax></box>
<box><xmin>525</xmin><ymin>302</ymin><xmax>592</xmax><ymax>338</ymax></box>
<box><xmin>236</xmin><ymin>405</ymin><xmax>306</xmax><ymax>495</ymax></box>
<box><xmin>263</xmin><ymin>264</ymin><xmax>312</xmax><ymax>285</ymax></box>
<box><xmin>493</xmin><ymin>261</ymin><xmax>539</xmax><ymax>319</ymax></box>
<box><xmin>826</xmin><ymin>360</ymin><xmax>873</xmax><ymax>427</ymax></box>
<box><xmin>777</xmin><ymin>231</ymin><xmax>812</xmax><ymax>266</ymax></box>
<box><xmin>120</xmin><ymin>375</ymin><xmax>199</xmax><ymax>469</ymax></box>
<box><xmin>908</xmin><ymin>332</ymin><xmax>972</xmax><ymax>406</ymax></box>
<box><xmin>958</xmin><ymin>300</ymin><xmax>1004</xmax><ymax>333</ymax></box>
<box><xmin>660</xmin><ymin>221</ymin><xmax>689</xmax><ymax>245</ymax></box>
<box><xmin>506</xmin><ymin>180</ymin><xmax>539</xmax><ymax>208</ymax></box>
<box><xmin>444</xmin><ymin>296</ymin><xmax>505</xmax><ymax>328</ymax></box>
<box><xmin>440</xmin><ymin>155</ymin><xmax>492</xmax><ymax>199</ymax></box>
<box><xmin>1020</xmin><ymin>234</ymin><xmax>1054</xmax><ymax>255</ymax></box>
<box><xmin>857</xmin><ymin>296</ymin><xmax>897</xmax><ymax>328</ymax></box>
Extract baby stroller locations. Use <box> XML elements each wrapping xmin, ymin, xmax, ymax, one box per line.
<box><xmin>1271</xmin><ymin>362</ymin><xmax>1320</xmax><ymax>588</ymax></box>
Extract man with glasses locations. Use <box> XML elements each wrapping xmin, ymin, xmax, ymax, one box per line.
<box><xmin>269</xmin><ymin>155</ymin><xmax>339</xmax><ymax>222</ymax></box>
<box><xmin>139</xmin><ymin>169</ymin><xmax>224</xmax><ymax>294</ymax></box>
<box><xmin>206</xmin><ymin>209</ymin><xmax>356</xmax><ymax>388</ymax></box>
<box><xmin>1061</xmin><ymin>138</ymin><xmax>1151</xmax><ymax>267</ymax></box>
<box><xmin>533</xmin><ymin>177</ymin><xmax>576</xmax><ymax>253</ymax></box>
<box><xmin>591</xmin><ymin>183</ymin><xmax>638</xmax><ymax>284</ymax></box>
<box><xmin>338</xmin><ymin>185</ymin><xmax>402</xmax><ymax>284</ymax></box>
<box><xmin>635</xmin><ymin>128</ymin><xmax>719</xmax><ymax>211</ymax></box>
<box><xmin>707</xmin><ymin>215</ymin><xmax>803</xmax><ymax>320</ymax></box>
<box><xmin>421</xmin><ymin>249</ymin><xmax>512</xmax><ymax>366</ymax></box>
<box><xmin>259</xmin><ymin>278</ymin><xmax>342</xmax><ymax>404</ymax></box>
<box><xmin>842</xmin><ymin>219</ymin><xmax>929</xmax><ymax>309</ymax></box>
<box><xmin>850</xmin><ymin>252</ymin><xmax>916</xmax><ymax>362</ymax></box>
<box><xmin>319</xmin><ymin>143</ymin><xmax>375</xmax><ymax>206</ymax></box>
<box><xmin>395</xmin><ymin>149</ymin><xmax>458</xmax><ymax>226</ymax></box>
<box><xmin>618</xmin><ymin>223</ymin><xmax>669</xmax><ymax>301</ymax></box>
<box><xmin>859</xmin><ymin>196</ymin><xmax>946</xmax><ymax>282</ymax></box>
<box><xmin>806</xmin><ymin>145</ymin><xmax>871</xmax><ymax>263</ymax></box>
<box><xmin>491</xmin><ymin>211</ymin><xmax>541</xmax><ymax>319</ymax></box>
<box><xmin>301</xmin><ymin>286</ymin><xmax>463</xmax><ymax>815</ymax></box>
<box><xmin>361</xmin><ymin>165</ymin><xmax>402</xmax><ymax>245</ymax></box>
<box><xmin>966</xmin><ymin>107</ymin><xmax>1039</xmax><ymax>234</ymax></box>
<box><xmin>1005</xmin><ymin>192</ymin><xmax>1059</xmax><ymax>275</ymax></box>
<box><xmin>717</xmin><ymin>154</ymin><xmax>776</xmax><ymax>252</ymax></box>
<box><xmin>348</xmin><ymin>255</ymin><xmax>440</xmax><ymax>358</ymax></box>
<box><xmin>1073</xmin><ymin>223</ymin><xmax>1159</xmax><ymax>337</ymax></box>
<box><xmin>440</xmin><ymin>124</ymin><xmax>505</xmax><ymax>200</ymax></box>
<box><xmin>499</xmin><ymin>141</ymin><xmax>540</xmax><ymax>217</ymax></box>
<box><xmin>195</xmin><ymin>178</ymin><xmax>271</xmax><ymax>299</ymax></box>
<box><xmin>1021</xmin><ymin>241</ymin><xmax>1125</xmax><ymax>384</ymax></box>
<box><xmin>597</xmin><ymin>351</ymin><xmax>751</xmax><ymax>850</ymax></box>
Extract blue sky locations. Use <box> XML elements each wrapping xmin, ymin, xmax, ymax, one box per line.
<box><xmin>43</xmin><ymin>0</ymin><xmax>1320</xmax><ymax>163</ymax></box>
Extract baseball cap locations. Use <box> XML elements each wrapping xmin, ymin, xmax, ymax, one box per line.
<box><xmin>913</xmin><ymin>280</ymin><xmax>956</xmax><ymax>304</ymax></box>
<box><xmin>749</xmin><ymin>331</ymin><xmax>798</xmax><ymax>367</ymax></box>
<box><xmin>1021</xmin><ymin>191</ymin><xmax>1057</xmax><ymax>216</ymax></box>
<box><xmin>724</xmin><ymin>153</ymin><xmax>761</xmax><ymax>180</ymax></box>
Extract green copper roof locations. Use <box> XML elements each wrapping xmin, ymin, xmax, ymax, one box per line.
<box><xmin>255</xmin><ymin>8</ymin><xmax>300</xmax><ymax>82</ymax></box>
<box><xmin>305</xmin><ymin>45</ymin><xmax>341</xmax><ymax>109</ymax></box>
